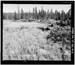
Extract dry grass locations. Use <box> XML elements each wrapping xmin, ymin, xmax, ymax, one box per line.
<box><xmin>3</xmin><ymin>20</ymin><xmax>71</xmax><ymax>61</ymax></box>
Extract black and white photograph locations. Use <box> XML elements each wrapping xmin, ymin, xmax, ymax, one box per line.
<box><xmin>1</xmin><ymin>1</ymin><xmax>74</xmax><ymax>64</ymax></box>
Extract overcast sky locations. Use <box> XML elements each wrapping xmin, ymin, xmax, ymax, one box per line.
<box><xmin>3</xmin><ymin>4</ymin><xmax>71</xmax><ymax>13</ymax></box>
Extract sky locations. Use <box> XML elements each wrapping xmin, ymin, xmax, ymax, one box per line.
<box><xmin>3</xmin><ymin>4</ymin><xmax>71</xmax><ymax>13</ymax></box>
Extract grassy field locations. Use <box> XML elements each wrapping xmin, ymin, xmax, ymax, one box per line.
<box><xmin>3</xmin><ymin>20</ymin><xmax>71</xmax><ymax>61</ymax></box>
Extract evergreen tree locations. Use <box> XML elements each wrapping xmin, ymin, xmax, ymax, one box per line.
<box><xmin>46</xmin><ymin>9</ymin><xmax>50</xmax><ymax>19</ymax></box>
<box><xmin>38</xmin><ymin>7</ymin><xmax>46</xmax><ymax>20</ymax></box>
<box><xmin>65</xmin><ymin>9</ymin><xmax>71</xmax><ymax>25</ymax></box>
<box><xmin>18</xmin><ymin>5</ymin><xmax>20</xmax><ymax>20</ymax></box>
<box><xmin>65</xmin><ymin>9</ymin><xmax>71</xmax><ymax>20</ymax></box>
<box><xmin>54</xmin><ymin>10</ymin><xmax>60</xmax><ymax>20</ymax></box>
<box><xmin>21</xmin><ymin>8</ymin><xmax>24</xmax><ymax>19</ymax></box>
<box><xmin>14</xmin><ymin>11</ymin><xmax>17</xmax><ymax>20</ymax></box>
<box><xmin>60</xmin><ymin>10</ymin><xmax>66</xmax><ymax>21</ymax></box>
<box><xmin>33</xmin><ymin>7</ymin><xmax>38</xmax><ymax>19</ymax></box>
<box><xmin>50</xmin><ymin>9</ymin><xmax>54</xmax><ymax>19</ymax></box>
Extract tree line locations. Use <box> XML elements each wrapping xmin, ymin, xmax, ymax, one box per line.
<box><xmin>3</xmin><ymin>7</ymin><xmax>71</xmax><ymax>25</ymax></box>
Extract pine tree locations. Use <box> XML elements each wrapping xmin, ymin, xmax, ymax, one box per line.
<box><xmin>33</xmin><ymin>7</ymin><xmax>38</xmax><ymax>19</ymax></box>
<box><xmin>54</xmin><ymin>10</ymin><xmax>60</xmax><ymax>20</ymax></box>
<box><xmin>21</xmin><ymin>8</ymin><xmax>24</xmax><ymax>19</ymax></box>
<box><xmin>50</xmin><ymin>9</ymin><xmax>54</xmax><ymax>19</ymax></box>
<box><xmin>60</xmin><ymin>10</ymin><xmax>66</xmax><ymax>21</ymax></box>
<box><xmin>65</xmin><ymin>9</ymin><xmax>71</xmax><ymax>25</ymax></box>
<box><xmin>18</xmin><ymin>5</ymin><xmax>20</xmax><ymax>20</ymax></box>
<box><xmin>46</xmin><ymin>9</ymin><xmax>50</xmax><ymax>19</ymax></box>
<box><xmin>14</xmin><ymin>11</ymin><xmax>17</xmax><ymax>20</ymax></box>
<box><xmin>38</xmin><ymin>7</ymin><xmax>46</xmax><ymax>20</ymax></box>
